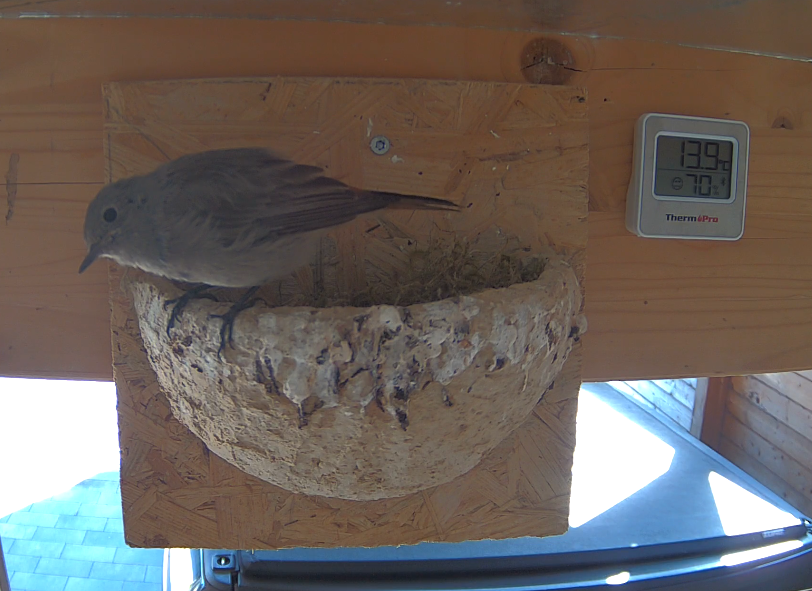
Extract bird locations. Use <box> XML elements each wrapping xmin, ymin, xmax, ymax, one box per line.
<box><xmin>79</xmin><ymin>147</ymin><xmax>458</xmax><ymax>354</ymax></box>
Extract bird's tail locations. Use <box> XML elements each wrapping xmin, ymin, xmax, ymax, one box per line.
<box><xmin>367</xmin><ymin>191</ymin><xmax>460</xmax><ymax>212</ymax></box>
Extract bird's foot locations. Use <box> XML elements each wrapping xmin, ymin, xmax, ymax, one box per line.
<box><xmin>210</xmin><ymin>286</ymin><xmax>263</xmax><ymax>357</ymax></box>
<box><xmin>164</xmin><ymin>285</ymin><xmax>217</xmax><ymax>337</ymax></box>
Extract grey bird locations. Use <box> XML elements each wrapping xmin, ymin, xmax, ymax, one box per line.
<box><xmin>79</xmin><ymin>147</ymin><xmax>458</xmax><ymax>352</ymax></box>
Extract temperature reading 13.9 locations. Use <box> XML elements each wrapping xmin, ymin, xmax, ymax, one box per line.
<box><xmin>654</xmin><ymin>136</ymin><xmax>734</xmax><ymax>200</ymax></box>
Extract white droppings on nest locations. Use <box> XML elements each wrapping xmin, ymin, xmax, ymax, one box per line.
<box><xmin>126</xmin><ymin>257</ymin><xmax>585</xmax><ymax>501</ymax></box>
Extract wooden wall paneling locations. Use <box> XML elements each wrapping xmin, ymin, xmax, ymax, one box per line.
<box><xmin>757</xmin><ymin>372</ymin><xmax>812</xmax><ymax>411</ymax></box>
<box><xmin>721</xmin><ymin>413</ymin><xmax>812</xmax><ymax>502</ymax></box>
<box><xmin>0</xmin><ymin>0</ymin><xmax>810</xmax><ymax>60</ymax></box>
<box><xmin>610</xmin><ymin>380</ymin><xmax>693</xmax><ymax>430</ymax></box>
<box><xmin>713</xmin><ymin>374</ymin><xmax>812</xmax><ymax>516</ymax></box>
<box><xmin>731</xmin><ymin>376</ymin><xmax>812</xmax><ymax>443</ymax></box>
<box><xmin>108</xmin><ymin>77</ymin><xmax>588</xmax><ymax>548</ymax></box>
<box><xmin>652</xmin><ymin>379</ymin><xmax>696</xmax><ymax>409</ymax></box>
<box><xmin>718</xmin><ymin>438</ymin><xmax>812</xmax><ymax>518</ymax></box>
<box><xmin>720</xmin><ymin>377</ymin><xmax>812</xmax><ymax>516</ymax></box>
<box><xmin>725</xmin><ymin>386</ymin><xmax>812</xmax><ymax>489</ymax></box>
<box><xmin>1</xmin><ymin>20</ymin><xmax>812</xmax><ymax>382</ymax></box>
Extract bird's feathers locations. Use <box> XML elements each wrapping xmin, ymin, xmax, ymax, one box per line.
<box><xmin>155</xmin><ymin>148</ymin><xmax>456</xmax><ymax>248</ymax></box>
<box><xmin>81</xmin><ymin>147</ymin><xmax>458</xmax><ymax>286</ymax></box>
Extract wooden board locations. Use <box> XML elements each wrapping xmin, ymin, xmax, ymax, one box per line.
<box><xmin>757</xmin><ymin>372</ymin><xmax>812</xmax><ymax>411</ymax></box>
<box><xmin>707</xmin><ymin>374</ymin><xmax>812</xmax><ymax>516</ymax></box>
<box><xmin>608</xmin><ymin>379</ymin><xmax>694</xmax><ymax>430</ymax></box>
<box><xmin>1</xmin><ymin>0</ymin><xmax>810</xmax><ymax>61</ymax></box>
<box><xmin>108</xmin><ymin>77</ymin><xmax>588</xmax><ymax>548</ymax></box>
<box><xmin>2</xmin><ymin>19</ymin><xmax>812</xmax><ymax>382</ymax></box>
<box><xmin>718</xmin><ymin>438</ymin><xmax>812</xmax><ymax>518</ymax></box>
<box><xmin>698</xmin><ymin>377</ymin><xmax>731</xmax><ymax>451</ymax></box>
<box><xmin>690</xmin><ymin>378</ymin><xmax>710</xmax><ymax>439</ymax></box>
<box><xmin>730</xmin><ymin>375</ymin><xmax>812</xmax><ymax>445</ymax></box>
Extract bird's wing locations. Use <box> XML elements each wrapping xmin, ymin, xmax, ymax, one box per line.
<box><xmin>157</xmin><ymin>148</ymin><xmax>395</xmax><ymax>247</ymax></box>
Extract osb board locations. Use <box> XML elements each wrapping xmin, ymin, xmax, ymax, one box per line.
<box><xmin>3</xmin><ymin>21</ymin><xmax>812</xmax><ymax>384</ymax></box>
<box><xmin>106</xmin><ymin>77</ymin><xmax>588</xmax><ymax>548</ymax></box>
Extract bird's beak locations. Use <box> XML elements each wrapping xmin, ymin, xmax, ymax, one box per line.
<box><xmin>78</xmin><ymin>243</ymin><xmax>103</xmax><ymax>274</ymax></box>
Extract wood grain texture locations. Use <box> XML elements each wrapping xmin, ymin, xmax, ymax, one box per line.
<box><xmin>0</xmin><ymin>0</ymin><xmax>810</xmax><ymax>60</ymax></box>
<box><xmin>690</xmin><ymin>378</ymin><xmax>709</xmax><ymax>439</ymax></box>
<box><xmin>722</xmin><ymin>414</ymin><xmax>812</xmax><ymax>499</ymax></box>
<box><xmin>731</xmin><ymin>375</ymin><xmax>812</xmax><ymax>443</ymax></box>
<box><xmin>715</xmin><ymin>374</ymin><xmax>812</xmax><ymax>516</ymax></box>
<box><xmin>1</xmin><ymin>19</ymin><xmax>812</xmax><ymax>382</ymax></box>
<box><xmin>757</xmin><ymin>372</ymin><xmax>812</xmax><ymax>412</ymax></box>
<box><xmin>718</xmin><ymin>438</ymin><xmax>812</xmax><ymax>518</ymax></box>
<box><xmin>109</xmin><ymin>77</ymin><xmax>587</xmax><ymax>548</ymax></box>
<box><xmin>726</xmin><ymin>388</ymin><xmax>812</xmax><ymax>483</ymax></box>
<box><xmin>609</xmin><ymin>379</ymin><xmax>694</xmax><ymax>430</ymax></box>
<box><xmin>699</xmin><ymin>377</ymin><xmax>731</xmax><ymax>451</ymax></box>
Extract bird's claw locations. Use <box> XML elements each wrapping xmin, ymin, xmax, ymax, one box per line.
<box><xmin>163</xmin><ymin>285</ymin><xmax>217</xmax><ymax>337</ymax></box>
<box><xmin>209</xmin><ymin>287</ymin><xmax>263</xmax><ymax>357</ymax></box>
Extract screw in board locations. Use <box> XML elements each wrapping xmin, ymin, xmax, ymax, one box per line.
<box><xmin>370</xmin><ymin>135</ymin><xmax>391</xmax><ymax>155</ymax></box>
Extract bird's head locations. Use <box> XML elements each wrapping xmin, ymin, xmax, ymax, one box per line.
<box><xmin>79</xmin><ymin>177</ymin><xmax>149</xmax><ymax>273</ymax></box>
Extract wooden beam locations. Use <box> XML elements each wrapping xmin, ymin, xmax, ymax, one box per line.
<box><xmin>0</xmin><ymin>0</ymin><xmax>809</xmax><ymax>60</ymax></box>
<box><xmin>690</xmin><ymin>378</ymin><xmax>709</xmax><ymax>439</ymax></box>
<box><xmin>699</xmin><ymin>377</ymin><xmax>732</xmax><ymax>452</ymax></box>
<box><xmin>1</xmin><ymin>19</ymin><xmax>812</xmax><ymax>382</ymax></box>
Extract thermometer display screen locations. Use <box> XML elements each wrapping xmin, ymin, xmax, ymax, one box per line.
<box><xmin>653</xmin><ymin>135</ymin><xmax>733</xmax><ymax>200</ymax></box>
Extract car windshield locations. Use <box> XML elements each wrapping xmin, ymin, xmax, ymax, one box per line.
<box><xmin>1</xmin><ymin>378</ymin><xmax>809</xmax><ymax>591</ymax></box>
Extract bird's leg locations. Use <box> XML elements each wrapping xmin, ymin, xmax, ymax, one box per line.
<box><xmin>210</xmin><ymin>286</ymin><xmax>263</xmax><ymax>356</ymax></box>
<box><xmin>163</xmin><ymin>284</ymin><xmax>218</xmax><ymax>337</ymax></box>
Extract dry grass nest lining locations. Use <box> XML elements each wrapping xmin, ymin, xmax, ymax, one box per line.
<box><xmin>332</xmin><ymin>242</ymin><xmax>546</xmax><ymax>308</ymax></box>
<box><xmin>215</xmin><ymin>238</ymin><xmax>547</xmax><ymax>309</ymax></box>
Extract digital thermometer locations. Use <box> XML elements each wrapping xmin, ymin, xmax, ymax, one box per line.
<box><xmin>626</xmin><ymin>113</ymin><xmax>750</xmax><ymax>240</ymax></box>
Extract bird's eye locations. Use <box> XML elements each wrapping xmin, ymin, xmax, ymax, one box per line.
<box><xmin>103</xmin><ymin>207</ymin><xmax>118</xmax><ymax>223</ymax></box>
